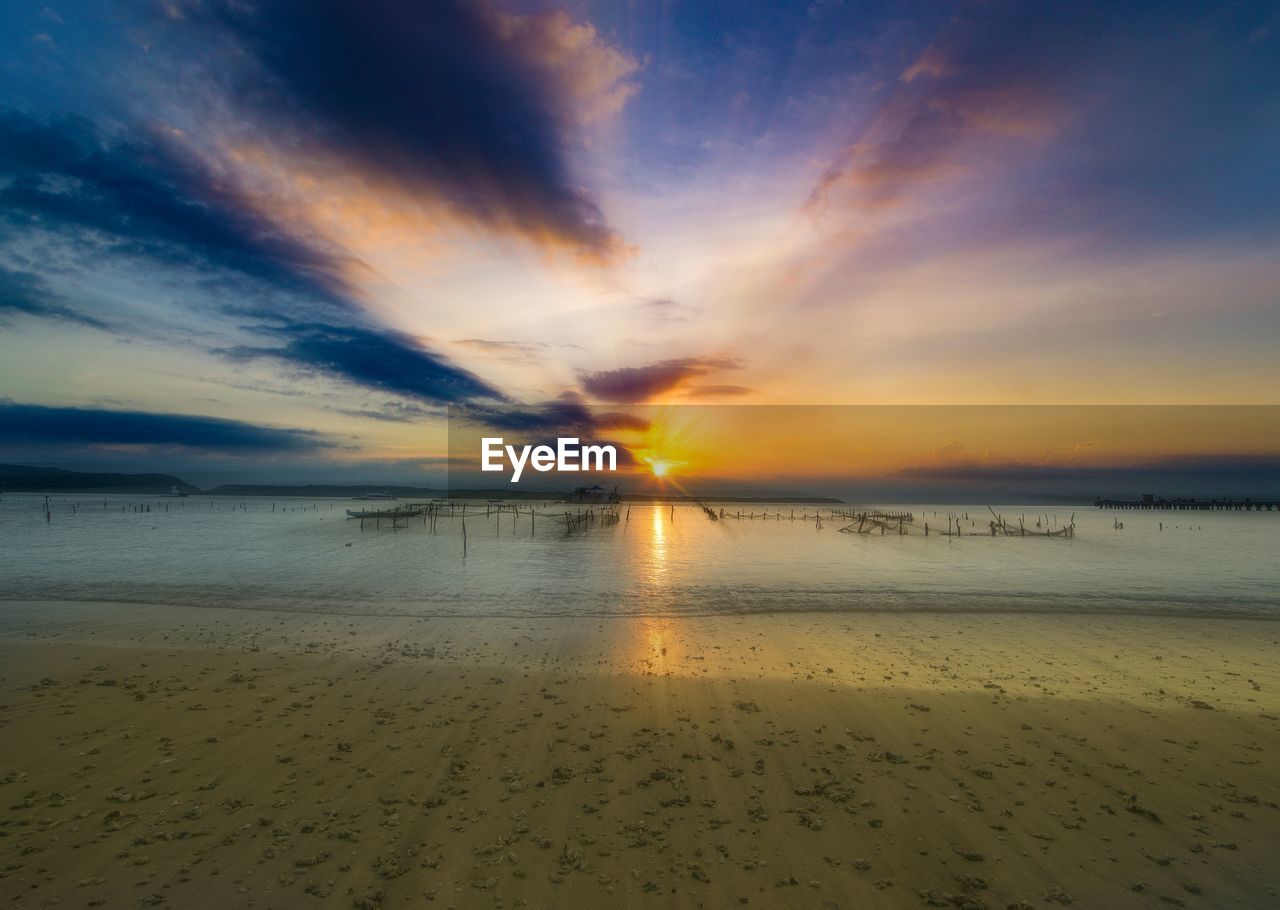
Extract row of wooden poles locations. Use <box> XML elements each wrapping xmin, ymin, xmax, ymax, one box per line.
<box><xmin>703</xmin><ymin>506</ymin><xmax>915</xmax><ymax>523</ymax></box>
<box><xmin>33</xmin><ymin>495</ymin><xmax>1077</xmax><ymax>552</ymax></box>
<box><xmin>924</xmin><ymin>507</ymin><xmax>1076</xmax><ymax>538</ymax></box>
<box><xmin>38</xmin><ymin>498</ymin><xmax>333</xmax><ymax>518</ymax></box>
<box><xmin>702</xmin><ymin>503</ymin><xmax>1075</xmax><ymax>539</ymax></box>
<box><xmin>354</xmin><ymin>500</ymin><xmax>630</xmax><ymax>558</ymax></box>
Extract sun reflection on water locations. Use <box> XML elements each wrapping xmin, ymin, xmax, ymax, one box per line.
<box><xmin>647</xmin><ymin>503</ymin><xmax>668</xmax><ymax>586</ymax></box>
<box><xmin>628</xmin><ymin>505</ymin><xmax>673</xmax><ymax>673</ymax></box>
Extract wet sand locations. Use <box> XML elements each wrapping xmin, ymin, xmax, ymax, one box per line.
<box><xmin>1</xmin><ymin>601</ymin><xmax>1277</xmax><ymax>909</ymax></box>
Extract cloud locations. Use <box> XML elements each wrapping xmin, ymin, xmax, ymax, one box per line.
<box><xmin>898</xmin><ymin>454</ymin><xmax>1280</xmax><ymax>488</ymax></box>
<box><xmin>493</xmin><ymin>10</ymin><xmax>640</xmax><ymax>126</ymax></box>
<box><xmin>580</xmin><ymin>356</ymin><xmax>743</xmax><ymax>402</ymax></box>
<box><xmin>455</xmin><ymin>399</ymin><xmax>602</xmax><ymax>436</ymax></box>
<box><xmin>639</xmin><ymin>296</ymin><xmax>701</xmax><ymax>322</ymax></box>
<box><xmin>806</xmin><ymin>1</ymin><xmax>1280</xmax><ymax>244</ymax></box>
<box><xmin>453</xmin><ymin>397</ymin><xmax>653</xmax><ymax>436</ymax></box>
<box><xmin>0</xmin><ymin>110</ymin><xmax>514</xmax><ymax>406</ymax></box>
<box><xmin>224</xmin><ymin>322</ymin><xmax>505</xmax><ymax>406</ymax></box>
<box><xmin>446</xmin><ymin>401</ymin><xmax>645</xmax><ymax>476</ymax></box>
<box><xmin>0</xmin><ymin>110</ymin><xmax>354</xmax><ymax>311</ymax></box>
<box><xmin>0</xmin><ymin>266</ymin><xmax>112</xmax><ymax>331</ymax></box>
<box><xmin>0</xmin><ymin>402</ymin><xmax>327</xmax><ymax>452</ymax></box>
<box><xmin>808</xmin><ymin>4</ymin><xmax>1063</xmax><ymax>213</ymax></box>
<box><xmin>332</xmin><ymin>401</ymin><xmax>438</xmax><ymax>424</ymax></box>
<box><xmin>455</xmin><ymin>338</ymin><xmax>547</xmax><ymax>364</ymax></box>
<box><xmin>189</xmin><ymin>0</ymin><xmax>638</xmax><ymax>259</ymax></box>
<box><xmin>593</xmin><ymin>411</ymin><xmax>653</xmax><ymax>432</ymax></box>
<box><xmin>456</xmin><ymin>339</ymin><xmax>542</xmax><ymax>355</ymax></box>
<box><xmin>933</xmin><ymin>440</ymin><xmax>965</xmax><ymax>461</ymax></box>
<box><xmin>448</xmin><ymin>399</ymin><xmax>648</xmax><ymax>473</ymax></box>
<box><xmin>682</xmin><ymin>384</ymin><xmax>754</xmax><ymax>398</ymax></box>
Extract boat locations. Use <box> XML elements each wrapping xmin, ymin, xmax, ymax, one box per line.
<box><xmin>162</xmin><ymin>485</ymin><xmax>188</xmax><ymax>498</ymax></box>
<box><xmin>353</xmin><ymin>491</ymin><xmax>397</xmax><ymax>501</ymax></box>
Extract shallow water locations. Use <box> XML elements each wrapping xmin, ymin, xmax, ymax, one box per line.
<box><xmin>1</xmin><ymin>493</ymin><xmax>1276</xmax><ymax>618</ymax></box>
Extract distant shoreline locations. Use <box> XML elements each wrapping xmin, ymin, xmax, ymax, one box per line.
<box><xmin>4</xmin><ymin>486</ymin><xmax>845</xmax><ymax>504</ymax></box>
<box><xmin>9</xmin><ymin>463</ymin><xmax>1275</xmax><ymax>506</ymax></box>
<box><xmin>2</xmin><ymin>463</ymin><xmax>844</xmax><ymax>502</ymax></box>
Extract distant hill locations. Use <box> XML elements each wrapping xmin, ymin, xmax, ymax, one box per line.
<box><xmin>207</xmin><ymin>484</ymin><xmax>841</xmax><ymax>502</ymax></box>
<box><xmin>207</xmin><ymin>484</ymin><xmax>443</xmax><ymax>498</ymax></box>
<box><xmin>0</xmin><ymin>465</ymin><xmax>843</xmax><ymax>502</ymax></box>
<box><xmin>0</xmin><ymin>464</ymin><xmax>201</xmax><ymax>494</ymax></box>
<box><xmin>619</xmin><ymin>494</ymin><xmax>843</xmax><ymax>504</ymax></box>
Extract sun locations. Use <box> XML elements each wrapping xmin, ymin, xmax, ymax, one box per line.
<box><xmin>641</xmin><ymin>454</ymin><xmax>684</xmax><ymax>478</ymax></box>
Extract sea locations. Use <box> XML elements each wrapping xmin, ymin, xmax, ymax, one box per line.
<box><xmin>1</xmin><ymin>493</ymin><xmax>1276</xmax><ymax>618</ymax></box>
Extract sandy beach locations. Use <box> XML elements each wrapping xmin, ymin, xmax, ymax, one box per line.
<box><xmin>1</xmin><ymin>601</ymin><xmax>1276</xmax><ymax>909</ymax></box>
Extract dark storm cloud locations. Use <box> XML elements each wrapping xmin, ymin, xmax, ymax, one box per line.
<box><xmin>0</xmin><ymin>110</ymin><xmax>352</xmax><ymax>309</ymax></box>
<box><xmin>0</xmin><ymin>110</ymin><xmax>510</xmax><ymax>405</ymax></box>
<box><xmin>457</xmin><ymin>400</ymin><xmax>602</xmax><ymax>435</ymax></box>
<box><xmin>224</xmin><ymin>322</ymin><xmax>505</xmax><ymax>407</ymax></box>
<box><xmin>0</xmin><ymin>266</ymin><xmax>112</xmax><ymax>330</ymax></box>
<box><xmin>191</xmin><ymin>0</ymin><xmax>628</xmax><ymax>258</ymax></box>
<box><xmin>0</xmin><ymin>402</ymin><xmax>327</xmax><ymax>452</ymax></box>
<box><xmin>453</xmin><ymin>399</ymin><xmax>651</xmax><ymax>435</ymax></box>
<box><xmin>579</xmin><ymin>356</ymin><xmax>742</xmax><ymax>403</ymax></box>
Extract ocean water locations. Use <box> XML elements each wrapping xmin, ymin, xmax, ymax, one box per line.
<box><xmin>1</xmin><ymin>493</ymin><xmax>1277</xmax><ymax>618</ymax></box>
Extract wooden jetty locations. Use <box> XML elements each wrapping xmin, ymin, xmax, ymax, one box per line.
<box><xmin>1095</xmin><ymin>496</ymin><xmax>1279</xmax><ymax>512</ymax></box>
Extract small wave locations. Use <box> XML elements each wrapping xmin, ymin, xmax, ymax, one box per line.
<box><xmin>3</xmin><ymin>586</ymin><xmax>1275</xmax><ymax>621</ymax></box>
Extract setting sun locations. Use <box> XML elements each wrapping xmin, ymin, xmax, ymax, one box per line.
<box><xmin>650</xmin><ymin>460</ymin><xmax>670</xmax><ymax>477</ymax></box>
<box><xmin>643</xmin><ymin>456</ymin><xmax>685</xmax><ymax>478</ymax></box>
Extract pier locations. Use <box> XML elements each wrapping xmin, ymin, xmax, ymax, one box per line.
<box><xmin>1095</xmin><ymin>496</ymin><xmax>1279</xmax><ymax>511</ymax></box>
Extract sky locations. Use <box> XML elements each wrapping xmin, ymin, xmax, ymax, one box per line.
<box><xmin>1</xmin><ymin>0</ymin><xmax>1278</xmax><ymax>489</ymax></box>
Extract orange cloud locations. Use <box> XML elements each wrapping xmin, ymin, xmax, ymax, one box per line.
<box><xmin>807</xmin><ymin>11</ymin><xmax>1061</xmax><ymax>215</ymax></box>
<box><xmin>177</xmin><ymin>1</ymin><xmax>640</xmax><ymax>264</ymax></box>
<box><xmin>496</xmin><ymin>10</ymin><xmax>641</xmax><ymax>127</ymax></box>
